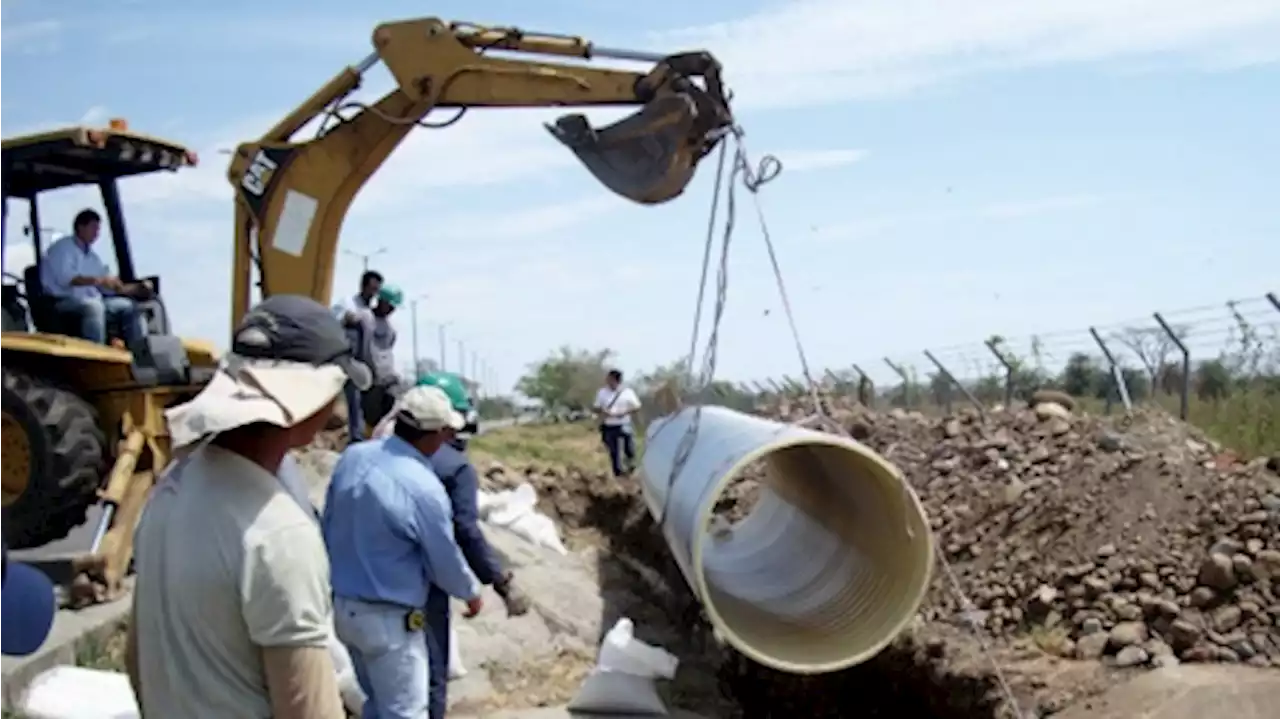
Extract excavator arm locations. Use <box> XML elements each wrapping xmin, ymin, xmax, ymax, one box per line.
<box><xmin>225</xmin><ymin>17</ymin><xmax>734</xmax><ymax>328</ymax></box>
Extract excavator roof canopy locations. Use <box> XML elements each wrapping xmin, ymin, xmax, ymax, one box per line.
<box><xmin>1</xmin><ymin>125</ymin><xmax>198</xmax><ymax>198</ymax></box>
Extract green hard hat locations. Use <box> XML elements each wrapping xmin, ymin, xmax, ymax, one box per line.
<box><xmin>377</xmin><ymin>284</ymin><xmax>404</xmax><ymax>307</ymax></box>
<box><xmin>416</xmin><ymin>371</ymin><xmax>472</xmax><ymax>411</ymax></box>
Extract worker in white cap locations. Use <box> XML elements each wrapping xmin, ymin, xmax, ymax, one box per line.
<box><xmin>128</xmin><ymin>294</ymin><xmax>372</xmax><ymax>719</ymax></box>
<box><xmin>322</xmin><ymin>385</ymin><xmax>484</xmax><ymax>719</ymax></box>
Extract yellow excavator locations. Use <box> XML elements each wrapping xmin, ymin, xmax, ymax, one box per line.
<box><xmin>1</xmin><ymin>17</ymin><xmax>732</xmax><ymax>603</ymax></box>
<box><xmin>225</xmin><ymin>17</ymin><xmax>731</xmax><ymax>322</ymax></box>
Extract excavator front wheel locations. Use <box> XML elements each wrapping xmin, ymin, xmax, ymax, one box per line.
<box><xmin>1</xmin><ymin>408</ymin><xmax>33</xmax><ymax>506</ymax></box>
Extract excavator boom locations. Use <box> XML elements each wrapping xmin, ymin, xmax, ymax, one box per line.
<box><xmin>225</xmin><ymin>17</ymin><xmax>733</xmax><ymax>329</ymax></box>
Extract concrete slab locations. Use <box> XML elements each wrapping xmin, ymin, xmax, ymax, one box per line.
<box><xmin>0</xmin><ymin>584</ymin><xmax>132</xmax><ymax>709</ymax></box>
<box><xmin>1054</xmin><ymin>664</ymin><xmax>1280</xmax><ymax>719</ymax></box>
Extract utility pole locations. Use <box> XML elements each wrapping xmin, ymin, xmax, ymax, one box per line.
<box><xmin>343</xmin><ymin>246</ymin><xmax>388</xmax><ymax>271</ymax></box>
<box><xmin>409</xmin><ymin>294</ymin><xmax>428</xmax><ymax>378</ymax></box>
<box><xmin>457</xmin><ymin>340</ymin><xmax>465</xmax><ymax>381</ymax></box>
<box><xmin>436</xmin><ymin>322</ymin><xmax>450</xmax><ymax>371</ymax></box>
<box><xmin>410</xmin><ymin>301</ymin><xmax>420</xmax><ymax>375</ymax></box>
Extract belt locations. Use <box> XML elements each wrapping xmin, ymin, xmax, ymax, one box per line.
<box><xmin>336</xmin><ymin>596</ymin><xmax>427</xmax><ymax>632</ymax></box>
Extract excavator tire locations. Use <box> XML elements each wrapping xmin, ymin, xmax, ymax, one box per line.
<box><xmin>1</xmin><ymin>369</ymin><xmax>107</xmax><ymax>549</ymax></box>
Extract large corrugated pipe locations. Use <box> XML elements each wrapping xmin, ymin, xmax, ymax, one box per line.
<box><xmin>640</xmin><ymin>406</ymin><xmax>934</xmax><ymax>674</ymax></box>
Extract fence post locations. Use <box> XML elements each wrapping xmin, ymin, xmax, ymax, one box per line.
<box><xmin>823</xmin><ymin>369</ymin><xmax>842</xmax><ymax>393</ymax></box>
<box><xmin>884</xmin><ymin>357</ymin><xmax>912</xmax><ymax>408</ymax></box>
<box><xmin>984</xmin><ymin>339</ymin><xmax>1016</xmax><ymax>406</ymax></box>
<box><xmin>924</xmin><ymin>350</ymin><xmax>985</xmax><ymax>416</ymax></box>
<box><xmin>851</xmin><ymin>363</ymin><xmax>874</xmax><ymax>407</ymax></box>
<box><xmin>1268</xmin><ymin>292</ymin><xmax>1280</xmax><ymax>313</ymax></box>
<box><xmin>1089</xmin><ymin>327</ymin><xmax>1133</xmax><ymax>417</ymax></box>
<box><xmin>1153</xmin><ymin>312</ymin><xmax>1190</xmax><ymax>420</ymax></box>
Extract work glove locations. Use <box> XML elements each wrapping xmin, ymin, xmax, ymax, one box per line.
<box><xmin>494</xmin><ymin>572</ymin><xmax>531</xmax><ymax>617</ymax></box>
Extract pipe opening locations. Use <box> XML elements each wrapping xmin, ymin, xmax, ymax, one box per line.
<box><xmin>644</xmin><ymin>407</ymin><xmax>933</xmax><ymax>674</ymax></box>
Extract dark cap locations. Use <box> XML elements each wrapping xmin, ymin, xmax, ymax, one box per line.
<box><xmin>232</xmin><ymin>295</ymin><xmax>372</xmax><ymax>390</ymax></box>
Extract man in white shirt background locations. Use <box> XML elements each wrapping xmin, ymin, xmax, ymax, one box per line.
<box><xmin>593</xmin><ymin>369</ymin><xmax>641</xmax><ymax>478</ymax></box>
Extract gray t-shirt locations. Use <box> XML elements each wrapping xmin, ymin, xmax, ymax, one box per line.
<box><xmin>368</xmin><ymin>316</ymin><xmax>398</xmax><ymax>385</ymax></box>
<box><xmin>132</xmin><ymin>446</ymin><xmax>332</xmax><ymax>718</ymax></box>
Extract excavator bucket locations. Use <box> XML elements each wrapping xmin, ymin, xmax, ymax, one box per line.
<box><xmin>547</xmin><ymin>53</ymin><xmax>734</xmax><ymax>205</ymax></box>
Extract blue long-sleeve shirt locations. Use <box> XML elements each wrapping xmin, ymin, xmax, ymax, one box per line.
<box><xmin>40</xmin><ymin>235</ymin><xmax>109</xmax><ymax>300</ymax></box>
<box><xmin>428</xmin><ymin>443</ymin><xmax>504</xmax><ymax>586</ymax></box>
<box><xmin>322</xmin><ymin>437</ymin><xmax>479</xmax><ymax>608</ymax></box>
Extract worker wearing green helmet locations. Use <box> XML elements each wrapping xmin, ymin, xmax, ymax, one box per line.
<box><xmin>414</xmin><ymin>371</ymin><xmax>528</xmax><ymax>717</ymax></box>
<box><xmin>416</xmin><ymin>372</ymin><xmax>479</xmax><ymax>448</ymax></box>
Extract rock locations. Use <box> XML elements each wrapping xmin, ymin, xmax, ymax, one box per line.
<box><xmin>1114</xmin><ymin>645</ymin><xmax>1150</xmax><ymax>667</ymax></box>
<box><xmin>1076</xmin><ymin>632</ymin><xmax>1110</xmax><ymax>660</ymax></box>
<box><xmin>1198</xmin><ymin>553</ymin><xmax>1237</xmax><ymax>591</ymax></box>
<box><xmin>1108</xmin><ymin>621</ymin><xmax>1148</xmax><ymax>648</ymax></box>
<box><xmin>1213</xmin><ymin>605</ymin><xmax>1244</xmax><ymax>632</ymax></box>
<box><xmin>1034</xmin><ymin>402</ymin><xmax>1072</xmax><ymax>421</ymax></box>
<box><xmin>1168</xmin><ymin>619</ymin><xmax>1204</xmax><ymax>650</ymax></box>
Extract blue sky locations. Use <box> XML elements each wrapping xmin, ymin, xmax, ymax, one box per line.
<box><xmin>3</xmin><ymin>0</ymin><xmax>1278</xmax><ymax>391</ymax></box>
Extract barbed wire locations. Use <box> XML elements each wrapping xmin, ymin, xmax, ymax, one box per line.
<box><xmin>743</xmin><ymin>293</ymin><xmax>1280</xmax><ymax>389</ymax></box>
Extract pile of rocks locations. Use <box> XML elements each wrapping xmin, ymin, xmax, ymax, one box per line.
<box><xmin>764</xmin><ymin>394</ymin><xmax>1280</xmax><ymax>671</ymax></box>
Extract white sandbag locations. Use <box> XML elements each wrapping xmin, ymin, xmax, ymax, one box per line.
<box><xmin>566</xmin><ymin>618</ymin><xmax>679</xmax><ymax>715</ymax></box>
<box><xmin>567</xmin><ymin>670</ymin><xmax>669</xmax><ymax>716</ymax></box>
<box><xmin>507</xmin><ymin>512</ymin><xmax>569</xmax><ymax>555</ymax></box>
<box><xmin>486</xmin><ymin>483</ymin><xmax>538</xmax><ymax>525</ymax></box>
<box><xmin>20</xmin><ymin>665</ymin><xmax>139</xmax><ymax>719</ymax></box>
<box><xmin>597</xmin><ymin>618</ymin><xmax>679</xmax><ymax>680</ymax></box>
<box><xmin>482</xmin><ymin>483</ymin><xmax>568</xmax><ymax>554</ymax></box>
<box><xmin>448</xmin><ymin>622</ymin><xmax>468</xmax><ymax>679</ymax></box>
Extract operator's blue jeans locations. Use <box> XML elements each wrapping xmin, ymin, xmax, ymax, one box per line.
<box><xmin>424</xmin><ymin>586</ymin><xmax>452</xmax><ymax>719</ymax></box>
<box><xmin>344</xmin><ymin>381</ymin><xmax>365</xmax><ymax>441</ymax></box>
<box><xmin>55</xmin><ymin>295</ymin><xmax>143</xmax><ymax>346</ymax></box>
<box><xmin>334</xmin><ymin>597</ymin><xmax>430</xmax><ymax>719</ymax></box>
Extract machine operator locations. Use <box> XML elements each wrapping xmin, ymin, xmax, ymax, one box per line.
<box><xmin>40</xmin><ymin>208</ymin><xmax>147</xmax><ymax>347</ymax></box>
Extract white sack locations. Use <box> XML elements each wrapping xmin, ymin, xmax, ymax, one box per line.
<box><xmin>566</xmin><ymin>617</ymin><xmax>680</xmax><ymax>716</ymax></box>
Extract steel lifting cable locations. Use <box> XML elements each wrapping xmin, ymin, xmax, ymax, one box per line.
<box><xmin>734</xmin><ymin>137</ymin><xmax>1028</xmax><ymax>719</ymax></box>
<box><xmin>656</xmin><ymin>131</ymin><xmax>756</xmax><ymax>526</ymax></box>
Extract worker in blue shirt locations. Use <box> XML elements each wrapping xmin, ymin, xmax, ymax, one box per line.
<box><xmin>322</xmin><ymin>385</ymin><xmax>484</xmax><ymax>719</ymax></box>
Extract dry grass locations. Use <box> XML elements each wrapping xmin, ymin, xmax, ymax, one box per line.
<box><xmin>470</xmin><ymin>421</ymin><xmax>612</xmax><ymax>473</ymax></box>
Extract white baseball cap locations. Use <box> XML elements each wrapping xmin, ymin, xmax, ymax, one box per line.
<box><xmin>396</xmin><ymin>386</ymin><xmax>467</xmax><ymax>432</ymax></box>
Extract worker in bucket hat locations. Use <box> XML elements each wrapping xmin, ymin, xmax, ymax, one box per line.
<box><xmin>2</xmin><ymin>542</ymin><xmax>57</xmax><ymax>657</ymax></box>
<box><xmin>322</xmin><ymin>384</ymin><xmax>485</xmax><ymax>719</ymax></box>
<box><xmin>129</xmin><ymin>294</ymin><xmax>371</xmax><ymax>719</ymax></box>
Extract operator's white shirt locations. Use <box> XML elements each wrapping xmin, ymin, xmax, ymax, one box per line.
<box><xmin>594</xmin><ymin>386</ymin><xmax>641</xmax><ymax>428</ymax></box>
<box><xmin>133</xmin><ymin>445</ymin><xmax>332</xmax><ymax>719</ymax></box>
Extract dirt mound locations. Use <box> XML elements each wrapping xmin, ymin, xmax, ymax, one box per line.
<box><xmin>814</xmin><ymin>403</ymin><xmax>1280</xmax><ymax>672</ymax></box>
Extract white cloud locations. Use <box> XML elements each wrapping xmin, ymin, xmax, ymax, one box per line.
<box><xmin>978</xmin><ymin>194</ymin><xmax>1101</xmax><ymax>219</ymax></box>
<box><xmin>652</xmin><ymin>0</ymin><xmax>1280</xmax><ymax>109</ymax></box>
<box><xmin>1</xmin><ymin>19</ymin><xmax>61</xmax><ymax>55</ymax></box>
<box><xmin>777</xmin><ymin>149</ymin><xmax>868</xmax><ymax>172</ymax></box>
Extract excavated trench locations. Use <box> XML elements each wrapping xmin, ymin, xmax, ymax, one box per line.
<box><xmin>517</xmin><ymin>465</ymin><xmax>1009</xmax><ymax>718</ymax></box>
